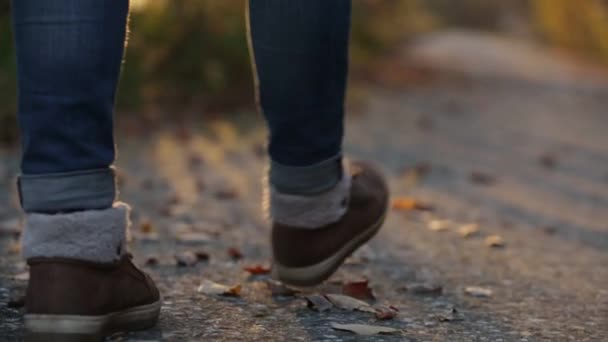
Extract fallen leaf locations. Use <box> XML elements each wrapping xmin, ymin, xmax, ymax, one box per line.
<box><xmin>330</xmin><ymin>323</ymin><xmax>399</xmax><ymax>336</ymax></box>
<box><xmin>325</xmin><ymin>294</ymin><xmax>375</xmax><ymax>313</ymax></box>
<box><xmin>342</xmin><ymin>279</ymin><xmax>375</xmax><ymax>300</ymax></box>
<box><xmin>243</xmin><ymin>264</ymin><xmax>271</xmax><ymax>275</ymax></box>
<box><xmin>227</xmin><ymin>247</ymin><xmax>243</xmax><ymax>260</ymax></box>
<box><xmin>457</xmin><ymin>223</ymin><xmax>479</xmax><ymax>238</ymax></box>
<box><xmin>485</xmin><ymin>235</ymin><xmax>505</xmax><ymax>248</ymax></box>
<box><xmin>175</xmin><ymin>232</ymin><xmax>212</xmax><ymax>244</ymax></box>
<box><xmin>266</xmin><ymin>280</ymin><xmax>299</xmax><ymax>297</ymax></box>
<box><xmin>428</xmin><ymin>220</ymin><xmax>451</xmax><ymax>232</ymax></box>
<box><xmin>470</xmin><ymin>171</ymin><xmax>497</xmax><ymax>186</ymax></box>
<box><xmin>197</xmin><ymin>280</ymin><xmax>241</xmax><ymax>297</ymax></box>
<box><xmin>194</xmin><ymin>251</ymin><xmax>210</xmax><ymax>261</ymax></box>
<box><xmin>375</xmin><ymin>305</ymin><xmax>399</xmax><ymax>320</ymax></box>
<box><xmin>305</xmin><ymin>295</ymin><xmax>333</xmax><ymax>312</ymax></box>
<box><xmin>175</xmin><ymin>251</ymin><xmax>198</xmax><ymax>267</ymax></box>
<box><xmin>403</xmin><ymin>282</ymin><xmax>443</xmax><ymax>296</ymax></box>
<box><xmin>145</xmin><ymin>257</ymin><xmax>159</xmax><ymax>266</ymax></box>
<box><xmin>392</xmin><ymin>198</ymin><xmax>434</xmax><ymax>212</ymax></box>
<box><xmin>464</xmin><ymin>286</ymin><xmax>493</xmax><ymax>297</ymax></box>
<box><xmin>139</xmin><ymin>220</ymin><xmax>154</xmax><ymax>234</ymax></box>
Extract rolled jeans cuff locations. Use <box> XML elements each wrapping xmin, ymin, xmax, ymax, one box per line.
<box><xmin>18</xmin><ymin>168</ymin><xmax>117</xmax><ymax>213</ymax></box>
<box><xmin>270</xmin><ymin>155</ymin><xmax>343</xmax><ymax>195</ymax></box>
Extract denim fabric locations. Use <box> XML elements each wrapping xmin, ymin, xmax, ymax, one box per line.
<box><xmin>12</xmin><ymin>0</ymin><xmax>128</xmax><ymax>212</ymax></box>
<box><xmin>248</xmin><ymin>0</ymin><xmax>350</xmax><ymax>168</ymax></box>
<box><xmin>12</xmin><ymin>0</ymin><xmax>351</xmax><ymax>212</ymax></box>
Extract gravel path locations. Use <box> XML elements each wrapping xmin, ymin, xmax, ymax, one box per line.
<box><xmin>1</xmin><ymin>31</ymin><xmax>607</xmax><ymax>341</ymax></box>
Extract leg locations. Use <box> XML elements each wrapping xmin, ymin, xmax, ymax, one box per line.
<box><xmin>248</xmin><ymin>0</ymin><xmax>389</xmax><ymax>286</ymax></box>
<box><xmin>12</xmin><ymin>1</ymin><xmax>159</xmax><ymax>339</ymax></box>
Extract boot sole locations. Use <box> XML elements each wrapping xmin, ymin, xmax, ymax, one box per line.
<box><xmin>272</xmin><ymin>210</ymin><xmax>388</xmax><ymax>287</ymax></box>
<box><xmin>24</xmin><ymin>299</ymin><xmax>161</xmax><ymax>342</ymax></box>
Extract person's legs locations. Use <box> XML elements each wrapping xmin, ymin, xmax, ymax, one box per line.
<box><xmin>248</xmin><ymin>0</ymin><xmax>389</xmax><ymax>286</ymax></box>
<box><xmin>12</xmin><ymin>1</ymin><xmax>159</xmax><ymax>339</ymax></box>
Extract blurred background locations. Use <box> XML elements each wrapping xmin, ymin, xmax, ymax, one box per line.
<box><xmin>1</xmin><ymin>0</ymin><xmax>608</xmax><ymax>143</ymax></box>
<box><xmin>1</xmin><ymin>1</ymin><xmax>608</xmax><ymax>340</ymax></box>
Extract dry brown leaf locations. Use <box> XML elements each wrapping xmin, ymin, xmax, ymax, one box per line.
<box><xmin>330</xmin><ymin>323</ymin><xmax>399</xmax><ymax>336</ymax></box>
<box><xmin>194</xmin><ymin>251</ymin><xmax>210</xmax><ymax>261</ymax></box>
<box><xmin>145</xmin><ymin>257</ymin><xmax>159</xmax><ymax>266</ymax></box>
<box><xmin>342</xmin><ymin>279</ymin><xmax>375</xmax><ymax>300</ymax></box>
<box><xmin>243</xmin><ymin>264</ymin><xmax>271</xmax><ymax>275</ymax></box>
<box><xmin>325</xmin><ymin>294</ymin><xmax>375</xmax><ymax>313</ymax></box>
<box><xmin>139</xmin><ymin>220</ymin><xmax>154</xmax><ymax>234</ymax></box>
<box><xmin>266</xmin><ymin>280</ymin><xmax>299</xmax><ymax>297</ymax></box>
<box><xmin>457</xmin><ymin>223</ymin><xmax>479</xmax><ymax>238</ymax></box>
<box><xmin>305</xmin><ymin>295</ymin><xmax>333</xmax><ymax>312</ymax></box>
<box><xmin>227</xmin><ymin>247</ymin><xmax>243</xmax><ymax>260</ymax></box>
<box><xmin>175</xmin><ymin>251</ymin><xmax>198</xmax><ymax>267</ymax></box>
<box><xmin>392</xmin><ymin>198</ymin><xmax>434</xmax><ymax>212</ymax></box>
<box><xmin>464</xmin><ymin>286</ymin><xmax>493</xmax><ymax>297</ymax></box>
<box><xmin>403</xmin><ymin>282</ymin><xmax>443</xmax><ymax>296</ymax></box>
<box><xmin>197</xmin><ymin>280</ymin><xmax>241</xmax><ymax>297</ymax></box>
<box><xmin>485</xmin><ymin>235</ymin><xmax>505</xmax><ymax>248</ymax></box>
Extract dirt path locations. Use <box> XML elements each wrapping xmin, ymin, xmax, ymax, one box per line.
<box><xmin>1</xmin><ymin>30</ymin><xmax>607</xmax><ymax>341</ymax></box>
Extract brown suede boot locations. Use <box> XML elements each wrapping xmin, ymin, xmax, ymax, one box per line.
<box><xmin>271</xmin><ymin>161</ymin><xmax>389</xmax><ymax>286</ymax></box>
<box><xmin>24</xmin><ymin>255</ymin><xmax>161</xmax><ymax>342</ymax></box>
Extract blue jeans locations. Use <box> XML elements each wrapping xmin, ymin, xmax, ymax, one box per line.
<box><xmin>11</xmin><ymin>0</ymin><xmax>351</xmax><ymax>213</ymax></box>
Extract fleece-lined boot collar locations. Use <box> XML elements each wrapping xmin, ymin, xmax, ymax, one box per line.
<box><xmin>21</xmin><ymin>202</ymin><xmax>130</xmax><ymax>263</ymax></box>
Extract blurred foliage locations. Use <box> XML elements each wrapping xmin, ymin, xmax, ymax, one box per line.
<box><xmin>531</xmin><ymin>0</ymin><xmax>608</xmax><ymax>60</ymax></box>
<box><xmin>1</xmin><ymin>0</ymin><xmax>608</xmax><ymax>143</ymax></box>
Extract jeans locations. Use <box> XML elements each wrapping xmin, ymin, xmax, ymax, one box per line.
<box><xmin>11</xmin><ymin>0</ymin><xmax>351</xmax><ymax>213</ymax></box>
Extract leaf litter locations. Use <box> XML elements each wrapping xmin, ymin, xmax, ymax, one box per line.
<box><xmin>341</xmin><ymin>278</ymin><xmax>375</xmax><ymax>300</ymax></box>
<box><xmin>197</xmin><ymin>280</ymin><xmax>242</xmax><ymax>297</ymax></box>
